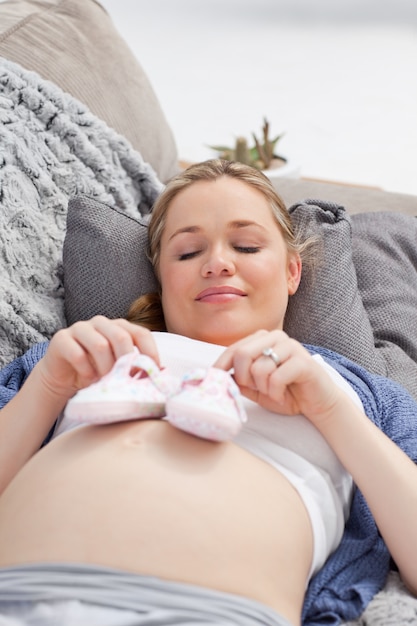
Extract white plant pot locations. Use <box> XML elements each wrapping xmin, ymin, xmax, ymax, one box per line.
<box><xmin>262</xmin><ymin>157</ymin><xmax>301</xmax><ymax>181</ymax></box>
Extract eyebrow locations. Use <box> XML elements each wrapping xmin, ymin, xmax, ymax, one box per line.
<box><xmin>168</xmin><ymin>220</ymin><xmax>266</xmax><ymax>241</ymax></box>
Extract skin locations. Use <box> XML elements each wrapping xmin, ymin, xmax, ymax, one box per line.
<box><xmin>1</xmin><ymin>175</ymin><xmax>417</xmax><ymax>625</ymax></box>
<box><xmin>159</xmin><ymin>177</ymin><xmax>301</xmax><ymax>345</ymax></box>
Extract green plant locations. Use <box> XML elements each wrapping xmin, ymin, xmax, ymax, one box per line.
<box><xmin>209</xmin><ymin>117</ymin><xmax>284</xmax><ymax>170</ymax></box>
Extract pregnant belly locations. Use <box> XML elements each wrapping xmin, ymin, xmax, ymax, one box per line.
<box><xmin>0</xmin><ymin>419</ymin><xmax>312</xmax><ymax>619</ymax></box>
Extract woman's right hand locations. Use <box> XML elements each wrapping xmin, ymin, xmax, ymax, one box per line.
<box><xmin>0</xmin><ymin>317</ymin><xmax>159</xmax><ymax>496</ymax></box>
<box><xmin>38</xmin><ymin>316</ymin><xmax>159</xmax><ymax>402</ymax></box>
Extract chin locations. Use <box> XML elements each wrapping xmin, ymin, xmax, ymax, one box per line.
<box><xmin>190</xmin><ymin>326</ymin><xmax>251</xmax><ymax>347</ymax></box>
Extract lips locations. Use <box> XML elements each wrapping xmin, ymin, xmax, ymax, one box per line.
<box><xmin>195</xmin><ymin>286</ymin><xmax>247</xmax><ymax>302</ymax></box>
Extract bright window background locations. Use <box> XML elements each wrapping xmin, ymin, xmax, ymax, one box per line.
<box><xmin>15</xmin><ymin>0</ymin><xmax>417</xmax><ymax>194</ymax></box>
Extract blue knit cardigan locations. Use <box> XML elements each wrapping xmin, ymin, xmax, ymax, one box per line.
<box><xmin>1</xmin><ymin>341</ymin><xmax>417</xmax><ymax>626</ymax></box>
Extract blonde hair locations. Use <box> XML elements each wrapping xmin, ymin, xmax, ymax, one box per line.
<box><xmin>127</xmin><ymin>159</ymin><xmax>313</xmax><ymax>330</ymax></box>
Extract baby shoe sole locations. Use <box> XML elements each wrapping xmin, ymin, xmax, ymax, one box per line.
<box><xmin>64</xmin><ymin>399</ymin><xmax>166</xmax><ymax>423</ymax></box>
<box><xmin>166</xmin><ymin>397</ymin><xmax>242</xmax><ymax>441</ymax></box>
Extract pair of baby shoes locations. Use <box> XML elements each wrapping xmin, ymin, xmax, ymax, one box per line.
<box><xmin>58</xmin><ymin>347</ymin><xmax>247</xmax><ymax>442</ymax></box>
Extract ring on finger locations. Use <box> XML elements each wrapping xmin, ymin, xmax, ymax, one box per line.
<box><xmin>262</xmin><ymin>347</ymin><xmax>281</xmax><ymax>367</ymax></box>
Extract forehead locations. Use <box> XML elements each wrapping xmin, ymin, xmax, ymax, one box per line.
<box><xmin>165</xmin><ymin>177</ymin><xmax>276</xmax><ymax>227</ymax></box>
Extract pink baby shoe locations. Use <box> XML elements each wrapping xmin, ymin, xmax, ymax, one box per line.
<box><xmin>165</xmin><ymin>368</ymin><xmax>247</xmax><ymax>442</ymax></box>
<box><xmin>57</xmin><ymin>347</ymin><xmax>180</xmax><ymax>435</ymax></box>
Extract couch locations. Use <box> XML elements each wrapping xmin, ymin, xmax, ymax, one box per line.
<box><xmin>1</xmin><ymin>1</ymin><xmax>417</xmax><ymax>624</ymax></box>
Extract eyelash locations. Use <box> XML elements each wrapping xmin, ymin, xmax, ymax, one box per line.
<box><xmin>235</xmin><ymin>246</ymin><xmax>260</xmax><ymax>254</ymax></box>
<box><xmin>178</xmin><ymin>246</ymin><xmax>260</xmax><ymax>261</ymax></box>
<box><xmin>178</xmin><ymin>251</ymin><xmax>200</xmax><ymax>261</ymax></box>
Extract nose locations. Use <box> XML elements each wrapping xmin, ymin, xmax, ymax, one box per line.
<box><xmin>202</xmin><ymin>245</ymin><xmax>235</xmax><ymax>277</ymax></box>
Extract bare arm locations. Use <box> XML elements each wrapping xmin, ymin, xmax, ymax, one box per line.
<box><xmin>316</xmin><ymin>396</ymin><xmax>417</xmax><ymax>595</ymax></box>
<box><xmin>0</xmin><ymin>361</ymin><xmax>68</xmax><ymax>495</ymax></box>
<box><xmin>215</xmin><ymin>329</ymin><xmax>417</xmax><ymax>594</ymax></box>
<box><xmin>0</xmin><ymin>316</ymin><xmax>159</xmax><ymax>496</ymax></box>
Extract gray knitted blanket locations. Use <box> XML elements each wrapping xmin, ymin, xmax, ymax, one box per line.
<box><xmin>344</xmin><ymin>572</ymin><xmax>417</xmax><ymax>625</ymax></box>
<box><xmin>0</xmin><ymin>57</ymin><xmax>163</xmax><ymax>366</ymax></box>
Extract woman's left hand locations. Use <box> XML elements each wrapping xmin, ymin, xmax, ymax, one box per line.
<box><xmin>216</xmin><ymin>330</ymin><xmax>417</xmax><ymax>596</ymax></box>
<box><xmin>213</xmin><ymin>329</ymin><xmax>343</xmax><ymax>426</ymax></box>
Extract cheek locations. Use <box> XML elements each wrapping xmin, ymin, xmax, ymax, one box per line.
<box><xmin>253</xmin><ymin>259</ymin><xmax>291</xmax><ymax>300</ymax></box>
<box><xmin>248</xmin><ymin>256</ymin><xmax>283</xmax><ymax>283</ymax></box>
<box><xmin>160</xmin><ymin>269</ymin><xmax>193</xmax><ymax>335</ymax></box>
<box><xmin>159</xmin><ymin>263</ymin><xmax>194</xmax><ymax>320</ymax></box>
<box><xmin>160</xmin><ymin>279</ymin><xmax>180</xmax><ymax>333</ymax></box>
<box><xmin>159</xmin><ymin>258</ymin><xmax>176</xmax><ymax>292</ymax></box>
<box><xmin>161</xmin><ymin>264</ymin><xmax>188</xmax><ymax>295</ymax></box>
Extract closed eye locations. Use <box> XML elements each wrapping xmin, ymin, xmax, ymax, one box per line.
<box><xmin>235</xmin><ymin>246</ymin><xmax>261</xmax><ymax>253</ymax></box>
<box><xmin>178</xmin><ymin>250</ymin><xmax>202</xmax><ymax>261</ymax></box>
<box><xmin>178</xmin><ymin>246</ymin><xmax>260</xmax><ymax>260</ymax></box>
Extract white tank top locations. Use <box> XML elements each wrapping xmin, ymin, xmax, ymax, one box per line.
<box><xmin>153</xmin><ymin>332</ymin><xmax>362</xmax><ymax>578</ymax></box>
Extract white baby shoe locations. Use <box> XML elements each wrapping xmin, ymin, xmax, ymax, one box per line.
<box><xmin>57</xmin><ymin>347</ymin><xmax>180</xmax><ymax>435</ymax></box>
<box><xmin>165</xmin><ymin>367</ymin><xmax>247</xmax><ymax>442</ymax></box>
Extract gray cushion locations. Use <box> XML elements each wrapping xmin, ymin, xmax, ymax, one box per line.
<box><xmin>63</xmin><ymin>195</ymin><xmax>417</xmax><ymax>401</ymax></box>
<box><xmin>352</xmin><ymin>212</ymin><xmax>417</xmax><ymax>391</ymax></box>
<box><xmin>64</xmin><ymin>195</ymin><xmax>158</xmax><ymax>324</ymax></box>
<box><xmin>284</xmin><ymin>200</ymin><xmax>417</xmax><ymax>400</ymax></box>
<box><xmin>284</xmin><ymin>201</ymin><xmax>379</xmax><ymax>371</ymax></box>
<box><xmin>0</xmin><ymin>0</ymin><xmax>179</xmax><ymax>183</ymax></box>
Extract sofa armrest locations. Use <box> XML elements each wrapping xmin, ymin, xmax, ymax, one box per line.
<box><xmin>273</xmin><ymin>176</ymin><xmax>417</xmax><ymax>216</ymax></box>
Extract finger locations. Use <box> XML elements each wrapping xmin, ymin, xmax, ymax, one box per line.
<box><xmin>260</xmin><ymin>352</ymin><xmax>318</xmax><ymax>416</ymax></box>
<box><xmin>212</xmin><ymin>348</ymin><xmax>234</xmax><ymax>372</ymax></box>
<box><xmin>238</xmin><ymin>385</ymin><xmax>258</xmax><ymax>404</ymax></box>
<box><xmin>236</xmin><ymin>339</ymin><xmax>307</xmax><ymax>411</ymax></box>
<box><xmin>68</xmin><ymin>345</ymin><xmax>101</xmax><ymax>384</ymax></box>
<box><xmin>48</xmin><ymin>329</ymin><xmax>100</xmax><ymax>383</ymax></box>
<box><xmin>78</xmin><ymin>317</ymin><xmax>160</xmax><ymax>373</ymax></box>
<box><xmin>250</xmin><ymin>354</ymin><xmax>281</xmax><ymax>396</ymax></box>
<box><xmin>239</xmin><ymin>384</ymin><xmax>294</xmax><ymax>415</ymax></box>
<box><xmin>67</xmin><ymin>323</ymin><xmax>117</xmax><ymax>378</ymax></box>
<box><xmin>232</xmin><ymin>331</ymin><xmax>289</xmax><ymax>389</ymax></box>
<box><xmin>213</xmin><ymin>330</ymin><xmax>268</xmax><ymax>371</ymax></box>
<box><xmin>128</xmin><ymin>323</ymin><xmax>161</xmax><ymax>365</ymax></box>
<box><xmin>60</xmin><ymin>318</ymin><xmax>130</xmax><ymax>379</ymax></box>
<box><xmin>94</xmin><ymin>317</ymin><xmax>160</xmax><ymax>364</ymax></box>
